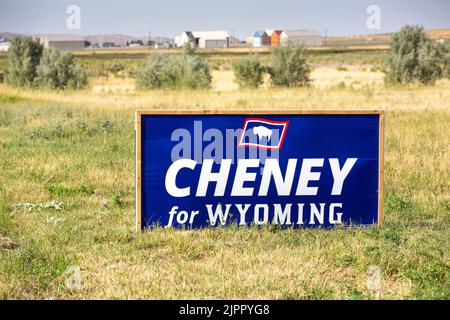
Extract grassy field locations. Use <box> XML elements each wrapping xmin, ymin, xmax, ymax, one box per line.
<box><xmin>0</xmin><ymin>52</ymin><xmax>449</xmax><ymax>299</ymax></box>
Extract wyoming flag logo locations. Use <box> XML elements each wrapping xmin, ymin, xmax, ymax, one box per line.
<box><xmin>238</xmin><ymin>118</ymin><xmax>289</xmax><ymax>150</ymax></box>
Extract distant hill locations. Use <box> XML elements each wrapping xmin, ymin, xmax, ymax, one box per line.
<box><xmin>0</xmin><ymin>32</ymin><xmax>22</xmax><ymax>41</ymax></box>
<box><xmin>326</xmin><ymin>28</ymin><xmax>450</xmax><ymax>47</ymax></box>
<box><xmin>86</xmin><ymin>34</ymin><xmax>173</xmax><ymax>46</ymax></box>
<box><xmin>426</xmin><ymin>28</ymin><xmax>450</xmax><ymax>40</ymax></box>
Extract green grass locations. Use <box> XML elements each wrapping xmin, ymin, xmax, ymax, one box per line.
<box><xmin>0</xmin><ymin>85</ymin><xmax>448</xmax><ymax>299</ymax></box>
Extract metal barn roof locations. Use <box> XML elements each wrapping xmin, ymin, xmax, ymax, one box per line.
<box><xmin>253</xmin><ymin>31</ymin><xmax>266</xmax><ymax>37</ymax></box>
<box><xmin>189</xmin><ymin>31</ymin><xmax>229</xmax><ymax>40</ymax></box>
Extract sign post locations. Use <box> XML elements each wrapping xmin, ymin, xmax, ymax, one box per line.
<box><xmin>135</xmin><ymin>110</ymin><xmax>384</xmax><ymax>231</ymax></box>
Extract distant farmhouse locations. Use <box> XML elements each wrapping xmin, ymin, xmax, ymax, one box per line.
<box><xmin>175</xmin><ymin>31</ymin><xmax>230</xmax><ymax>48</ymax></box>
<box><xmin>252</xmin><ymin>29</ymin><xmax>322</xmax><ymax>47</ymax></box>
<box><xmin>36</xmin><ymin>35</ymin><xmax>85</xmax><ymax>51</ymax></box>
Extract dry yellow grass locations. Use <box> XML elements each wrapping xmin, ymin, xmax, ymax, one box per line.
<box><xmin>212</xmin><ymin>67</ymin><xmax>386</xmax><ymax>91</ymax></box>
<box><xmin>1</xmin><ymin>69</ymin><xmax>449</xmax><ymax>112</ymax></box>
<box><xmin>311</xmin><ymin>67</ymin><xmax>385</xmax><ymax>88</ymax></box>
<box><xmin>21</xmin><ymin>66</ymin><xmax>417</xmax><ymax>96</ymax></box>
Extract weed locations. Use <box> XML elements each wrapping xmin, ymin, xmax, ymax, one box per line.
<box><xmin>46</xmin><ymin>184</ymin><xmax>95</xmax><ymax>197</ymax></box>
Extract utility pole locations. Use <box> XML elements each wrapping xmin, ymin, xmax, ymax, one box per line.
<box><xmin>148</xmin><ymin>30</ymin><xmax>152</xmax><ymax>50</ymax></box>
<box><xmin>324</xmin><ymin>28</ymin><xmax>328</xmax><ymax>47</ymax></box>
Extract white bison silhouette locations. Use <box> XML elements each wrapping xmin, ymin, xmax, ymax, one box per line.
<box><xmin>253</xmin><ymin>125</ymin><xmax>273</xmax><ymax>142</ymax></box>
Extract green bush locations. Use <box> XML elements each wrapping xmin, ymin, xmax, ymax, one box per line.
<box><xmin>386</xmin><ymin>25</ymin><xmax>442</xmax><ymax>85</ymax></box>
<box><xmin>437</xmin><ymin>42</ymin><xmax>450</xmax><ymax>79</ymax></box>
<box><xmin>182</xmin><ymin>55</ymin><xmax>212</xmax><ymax>89</ymax></box>
<box><xmin>233</xmin><ymin>55</ymin><xmax>265</xmax><ymax>88</ymax></box>
<box><xmin>34</xmin><ymin>47</ymin><xmax>87</xmax><ymax>89</ymax></box>
<box><xmin>107</xmin><ymin>61</ymin><xmax>125</xmax><ymax>76</ymax></box>
<box><xmin>135</xmin><ymin>53</ymin><xmax>171</xmax><ymax>89</ymax></box>
<box><xmin>136</xmin><ymin>51</ymin><xmax>211</xmax><ymax>90</ymax></box>
<box><xmin>3</xmin><ymin>36</ymin><xmax>87</xmax><ymax>89</ymax></box>
<box><xmin>268</xmin><ymin>44</ymin><xmax>311</xmax><ymax>87</ymax></box>
<box><xmin>4</xmin><ymin>36</ymin><xmax>43</xmax><ymax>87</ymax></box>
<box><xmin>183</xmin><ymin>42</ymin><xmax>196</xmax><ymax>56</ymax></box>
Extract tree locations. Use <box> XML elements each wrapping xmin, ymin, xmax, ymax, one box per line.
<box><xmin>386</xmin><ymin>25</ymin><xmax>442</xmax><ymax>85</ymax></box>
<box><xmin>268</xmin><ymin>44</ymin><xmax>311</xmax><ymax>87</ymax></box>
<box><xmin>4</xmin><ymin>36</ymin><xmax>43</xmax><ymax>87</ymax></box>
<box><xmin>34</xmin><ymin>46</ymin><xmax>87</xmax><ymax>89</ymax></box>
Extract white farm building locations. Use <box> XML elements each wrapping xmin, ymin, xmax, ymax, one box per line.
<box><xmin>0</xmin><ymin>42</ymin><xmax>11</xmax><ymax>52</ymax></box>
<box><xmin>174</xmin><ymin>31</ymin><xmax>230</xmax><ymax>48</ymax></box>
<box><xmin>280</xmin><ymin>30</ymin><xmax>322</xmax><ymax>47</ymax></box>
<box><xmin>253</xmin><ymin>31</ymin><xmax>270</xmax><ymax>47</ymax></box>
<box><xmin>36</xmin><ymin>35</ymin><xmax>85</xmax><ymax>51</ymax></box>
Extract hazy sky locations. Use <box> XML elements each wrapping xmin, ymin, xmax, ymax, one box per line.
<box><xmin>1</xmin><ymin>0</ymin><xmax>449</xmax><ymax>38</ymax></box>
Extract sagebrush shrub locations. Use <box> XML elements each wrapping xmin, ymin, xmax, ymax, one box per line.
<box><xmin>156</xmin><ymin>55</ymin><xmax>184</xmax><ymax>89</ymax></box>
<box><xmin>233</xmin><ymin>55</ymin><xmax>265</xmax><ymax>88</ymax></box>
<box><xmin>34</xmin><ymin>47</ymin><xmax>87</xmax><ymax>89</ymax></box>
<box><xmin>4</xmin><ymin>36</ymin><xmax>43</xmax><ymax>87</ymax></box>
<box><xmin>135</xmin><ymin>53</ymin><xmax>168</xmax><ymax>89</ymax></box>
<box><xmin>183</xmin><ymin>42</ymin><xmax>196</xmax><ymax>56</ymax></box>
<box><xmin>107</xmin><ymin>61</ymin><xmax>125</xmax><ymax>76</ymax></box>
<box><xmin>136</xmin><ymin>51</ymin><xmax>211</xmax><ymax>90</ymax></box>
<box><xmin>268</xmin><ymin>44</ymin><xmax>311</xmax><ymax>87</ymax></box>
<box><xmin>437</xmin><ymin>42</ymin><xmax>450</xmax><ymax>79</ymax></box>
<box><xmin>4</xmin><ymin>36</ymin><xmax>87</xmax><ymax>89</ymax></box>
<box><xmin>182</xmin><ymin>55</ymin><xmax>212</xmax><ymax>89</ymax></box>
<box><xmin>386</xmin><ymin>25</ymin><xmax>442</xmax><ymax>85</ymax></box>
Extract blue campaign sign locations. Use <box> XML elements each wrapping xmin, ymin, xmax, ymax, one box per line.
<box><xmin>135</xmin><ymin>110</ymin><xmax>384</xmax><ymax>231</ymax></box>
